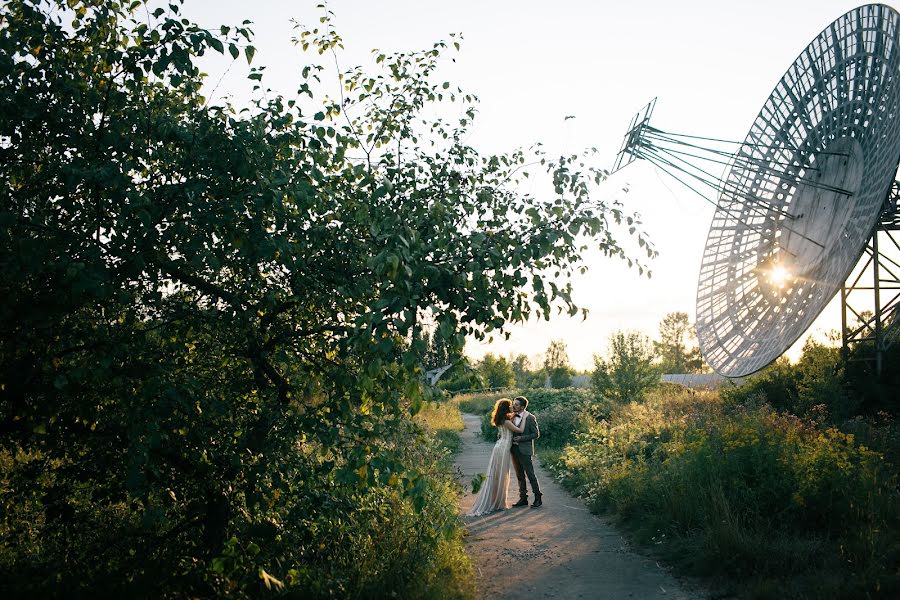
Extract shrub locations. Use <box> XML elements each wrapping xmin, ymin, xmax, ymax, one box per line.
<box><xmin>844</xmin><ymin>343</ymin><xmax>900</xmax><ymax>416</ymax></box>
<box><xmin>515</xmin><ymin>388</ymin><xmax>595</xmax><ymax>412</ymax></box>
<box><xmin>591</xmin><ymin>331</ymin><xmax>659</xmax><ymax>403</ymax></box>
<box><xmin>458</xmin><ymin>388</ymin><xmax>602</xmax><ymax>446</ymax></box>
<box><xmin>439</xmin><ymin>372</ymin><xmax>484</xmax><ymax>393</ymax></box>
<box><xmin>548</xmin><ymin>367</ymin><xmax>573</xmax><ymax>388</ymax></box>
<box><xmin>0</xmin><ymin>416</ymin><xmax>475</xmax><ymax>600</ymax></box>
<box><xmin>532</xmin><ymin>402</ymin><xmax>592</xmax><ymax>448</ymax></box>
<box><xmin>480</xmin><ymin>412</ymin><xmax>498</xmax><ymax>443</ymax></box>
<box><xmin>722</xmin><ymin>340</ymin><xmax>860</xmax><ymax>422</ymax></box>
<box><xmin>557</xmin><ymin>386</ymin><xmax>899</xmax><ymax>597</ymax></box>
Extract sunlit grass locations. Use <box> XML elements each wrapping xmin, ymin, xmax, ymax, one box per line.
<box><xmin>415</xmin><ymin>400</ymin><xmax>465</xmax><ymax>456</ymax></box>
<box><xmin>452</xmin><ymin>390</ymin><xmax>511</xmax><ymax>415</ymax></box>
<box><xmin>416</xmin><ymin>400</ymin><xmax>465</xmax><ymax>432</ymax></box>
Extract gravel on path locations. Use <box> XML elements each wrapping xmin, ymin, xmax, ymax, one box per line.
<box><xmin>455</xmin><ymin>413</ymin><xmax>707</xmax><ymax>600</ymax></box>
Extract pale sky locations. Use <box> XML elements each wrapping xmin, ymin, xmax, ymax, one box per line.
<box><xmin>185</xmin><ymin>0</ymin><xmax>876</xmax><ymax>371</ymax></box>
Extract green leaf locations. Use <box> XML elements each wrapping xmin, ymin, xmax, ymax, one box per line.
<box><xmin>245</xmin><ymin>45</ymin><xmax>256</xmax><ymax>64</ymax></box>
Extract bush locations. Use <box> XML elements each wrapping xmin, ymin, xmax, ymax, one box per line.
<box><xmin>722</xmin><ymin>340</ymin><xmax>861</xmax><ymax>422</ymax></box>
<box><xmin>548</xmin><ymin>367</ymin><xmax>572</xmax><ymax>388</ymax></box>
<box><xmin>476</xmin><ymin>354</ymin><xmax>515</xmax><ymax>388</ymax></box>
<box><xmin>480</xmin><ymin>412</ymin><xmax>498</xmax><ymax>443</ymax></box>
<box><xmin>591</xmin><ymin>331</ymin><xmax>659</xmax><ymax>403</ymax></box>
<box><xmin>532</xmin><ymin>402</ymin><xmax>592</xmax><ymax>448</ymax></box>
<box><xmin>0</xmin><ymin>416</ymin><xmax>475</xmax><ymax>600</ymax></box>
<box><xmin>439</xmin><ymin>372</ymin><xmax>484</xmax><ymax>393</ymax></box>
<box><xmin>845</xmin><ymin>343</ymin><xmax>900</xmax><ymax>416</ymax></box>
<box><xmin>515</xmin><ymin>388</ymin><xmax>595</xmax><ymax>412</ymax></box>
<box><xmin>557</xmin><ymin>386</ymin><xmax>899</xmax><ymax>597</ymax></box>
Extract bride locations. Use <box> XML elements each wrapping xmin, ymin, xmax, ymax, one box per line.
<box><xmin>466</xmin><ymin>398</ymin><xmax>525</xmax><ymax>516</ymax></box>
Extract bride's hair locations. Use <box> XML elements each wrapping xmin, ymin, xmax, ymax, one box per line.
<box><xmin>490</xmin><ymin>398</ymin><xmax>513</xmax><ymax>426</ymax></box>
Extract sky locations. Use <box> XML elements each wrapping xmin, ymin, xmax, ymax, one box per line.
<box><xmin>184</xmin><ymin>0</ymin><xmax>880</xmax><ymax>371</ymax></box>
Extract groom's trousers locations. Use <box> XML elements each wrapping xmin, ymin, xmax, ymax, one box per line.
<box><xmin>510</xmin><ymin>444</ymin><xmax>541</xmax><ymax>499</ymax></box>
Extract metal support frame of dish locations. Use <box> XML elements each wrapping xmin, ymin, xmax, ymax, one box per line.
<box><xmin>841</xmin><ymin>179</ymin><xmax>900</xmax><ymax>375</ymax></box>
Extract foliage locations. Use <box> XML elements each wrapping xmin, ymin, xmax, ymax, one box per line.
<box><xmin>412</xmin><ymin>326</ymin><xmax>459</xmax><ymax>372</ymax></box>
<box><xmin>480</xmin><ymin>412</ymin><xmax>499</xmax><ymax>443</ymax></box>
<box><xmin>516</xmin><ymin>387</ymin><xmax>598</xmax><ymax>414</ymax></box>
<box><xmin>722</xmin><ymin>340</ymin><xmax>859</xmax><ymax>422</ymax></box>
<box><xmin>591</xmin><ymin>331</ymin><xmax>659</xmax><ymax>403</ymax></box>
<box><xmin>533</xmin><ymin>402</ymin><xmax>591</xmax><ymax>448</ymax></box>
<box><xmin>0</xmin><ymin>1</ymin><xmax>654</xmax><ymax>596</ymax></box>
<box><xmin>557</xmin><ymin>387</ymin><xmax>899</xmax><ymax>598</ymax></box>
<box><xmin>844</xmin><ymin>340</ymin><xmax>900</xmax><ymax>416</ymax></box>
<box><xmin>548</xmin><ymin>369</ymin><xmax>572</xmax><ymax>389</ymax></box>
<box><xmin>457</xmin><ymin>388</ymin><xmax>597</xmax><ymax>444</ymax></box>
<box><xmin>475</xmin><ymin>353</ymin><xmax>515</xmax><ymax>389</ymax></box>
<box><xmin>653</xmin><ymin>311</ymin><xmax>704</xmax><ymax>373</ymax></box>
<box><xmin>438</xmin><ymin>360</ymin><xmax>484</xmax><ymax>393</ymax></box>
<box><xmin>414</xmin><ymin>400</ymin><xmax>465</xmax><ymax>457</ymax></box>
<box><xmin>509</xmin><ymin>353</ymin><xmax>533</xmax><ymax>388</ymax></box>
<box><xmin>544</xmin><ymin>339</ymin><xmax>573</xmax><ymax>388</ymax></box>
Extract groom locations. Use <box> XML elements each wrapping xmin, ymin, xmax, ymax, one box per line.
<box><xmin>510</xmin><ymin>395</ymin><xmax>542</xmax><ymax>508</ymax></box>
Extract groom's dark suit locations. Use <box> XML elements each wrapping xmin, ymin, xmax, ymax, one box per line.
<box><xmin>510</xmin><ymin>412</ymin><xmax>541</xmax><ymax>501</ymax></box>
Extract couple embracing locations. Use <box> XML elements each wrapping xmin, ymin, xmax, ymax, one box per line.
<box><xmin>467</xmin><ymin>395</ymin><xmax>542</xmax><ymax>516</ymax></box>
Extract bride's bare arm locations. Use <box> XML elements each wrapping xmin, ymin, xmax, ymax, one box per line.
<box><xmin>503</xmin><ymin>420</ymin><xmax>524</xmax><ymax>433</ymax></box>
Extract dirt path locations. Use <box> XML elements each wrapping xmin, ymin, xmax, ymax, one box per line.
<box><xmin>455</xmin><ymin>413</ymin><xmax>706</xmax><ymax>600</ymax></box>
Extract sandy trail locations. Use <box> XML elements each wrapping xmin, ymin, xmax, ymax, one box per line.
<box><xmin>455</xmin><ymin>413</ymin><xmax>706</xmax><ymax>599</ymax></box>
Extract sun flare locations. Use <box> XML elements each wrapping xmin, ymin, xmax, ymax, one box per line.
<box><xmin>767</xmin><ymin>264</ymin><xmax>791</xmax><ymax>288</ymax></box>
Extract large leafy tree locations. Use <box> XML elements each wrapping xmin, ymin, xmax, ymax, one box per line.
<box><xmin>544</xmin><ymin>338</ymin><xmax>573</xmax><ymax>388</ymax></box>
<box><xmin>476</xmin><ymin>353</ymin><xmax>515</xmax><ymax>389</ymax></box>
<box><xmin>592</xmin><ymin>331</ymin><xmax>659</xmax><ymax>403</ymax></box>
<box><xmin>509</xmin><ymin>353</ymin><xmax>533</xmax><ymax>387</ymax></box>
<box><xmin>0</xmin><ymin>0</ymin><xmax>654</xmax><ymax>595</ymax></box>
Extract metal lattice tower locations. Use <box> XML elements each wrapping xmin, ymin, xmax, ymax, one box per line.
<box><xmin>841</xmin><ymin>180</ymin><xmax>900</xmax><ymax>375</ymax></box>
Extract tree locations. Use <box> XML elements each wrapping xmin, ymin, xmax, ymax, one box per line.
<box><xmin>592</xmin><ymin>331</ymin><xmax>659</xmax><ymax>402</ymax></box>
<box><xmin>654</xmin><ymin>311</ymin><xmax>705</xmax><ymax>373</ymax></box>
<box><xmin>412</xmin><ymin>324</ymin><xmax>460</xmax><ymax>372</ymax></box>
<box><xmin>509</xmin><ymin>353</ymin><xmax>533</xmax><ymax>387</ymax></box>
<box><xmin>544</xmin><ymin>339</ymin><xmax>573</xmax><ymax>388</ymax></box>
<box><xmin>0</xmin><ymin>1</ymin><xmax>655</xmax><ymax>595</ymax></box>
<box><xmin>476</xmin><ymin>353</ymin><xmax>515</xmax><ymax>388</ymax></box>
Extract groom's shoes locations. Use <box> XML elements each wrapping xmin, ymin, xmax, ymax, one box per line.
<box><xmin>512</xmin><ymin>498</ymin><xmax>529</xmax><ymax>508</ymax></box>
<box><xmin>530</xmin><ymin>495</ymin><xmax>543</xmax><ymax>508</ymax></box>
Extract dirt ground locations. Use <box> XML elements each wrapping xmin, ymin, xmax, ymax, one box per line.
<box><xmin>455</xmin><ymin>413</ymin><xmax>707</xmax><ymax>600</ymax></box>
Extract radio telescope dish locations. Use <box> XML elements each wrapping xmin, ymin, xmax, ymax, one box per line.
<box><xmin>695</xmin><ymin>4</ymin><xmax>900</xmax><ymax>376</ymax></box>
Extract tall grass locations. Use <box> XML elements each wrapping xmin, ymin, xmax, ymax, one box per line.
<box><xmin>556</xmin><ymin>386</ymin><xmax>899</xmax><ymax>598</ymax></box>
<box><xmin>416</xmin><ymin>400</ymin><xmax>466</xmax><ymax>457</ymax></box>
<box><xmin>453</xmin><ymin>390</ymin><xmax>512</xmax><ymax>415</ymax></box>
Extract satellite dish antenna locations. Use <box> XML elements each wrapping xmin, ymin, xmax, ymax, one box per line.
<box><xmin>614</xmin><ymin>4</ymin><xmax>900</xmax><ymax>377</ymax></box>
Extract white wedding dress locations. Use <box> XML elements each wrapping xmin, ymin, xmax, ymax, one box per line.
<box><xmin>467</xmin><ymin>425</ymin><xmax>513</xmax><ymax>516</ymax></box>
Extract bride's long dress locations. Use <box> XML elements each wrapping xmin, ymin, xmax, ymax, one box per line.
<box><xmin>466</xmin><ymin>425</ymin><xmax>512</xmax><ymax>516</ymax></box>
